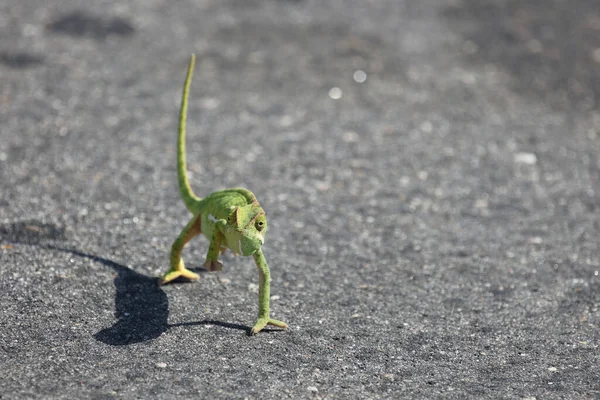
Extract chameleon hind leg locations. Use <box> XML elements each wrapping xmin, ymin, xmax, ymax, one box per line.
<box><xmin>159</xmin><ymin>215</ymin><xmax>202</xmax><ymax>284</ymax></box>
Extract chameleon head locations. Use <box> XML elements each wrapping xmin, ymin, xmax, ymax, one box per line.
<box><xmin>228</xmin><ymin>204</ymin><xmax>268</xmax><ymax>256</ymax></box>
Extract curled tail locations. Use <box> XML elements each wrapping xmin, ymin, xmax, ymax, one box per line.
<box><xmin>178</xmin><ymin>54</ymin><xmax>202</xmax><ymax>212</ymax></box>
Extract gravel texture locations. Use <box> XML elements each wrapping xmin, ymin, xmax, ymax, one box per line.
<box><xmin>1</xmin><ymin>0</ymin><xmax>599</xmax><ymax>398</ymax></box>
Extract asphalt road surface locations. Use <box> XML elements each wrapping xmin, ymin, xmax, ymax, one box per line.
<box><xmin>1</xmin><ymin>0</ymin><xmax>599</xmax><ymax>398</ymax></box>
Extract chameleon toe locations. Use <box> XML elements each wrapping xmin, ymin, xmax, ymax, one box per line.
<box><xmin>250</xmin><ymin>318</ymin><xmax>288</xmax><ymax>335</ymax></box>
<box><xmin>159</xmin><ymin>268</ymin><xmax>200</xmax><ymax>285</ymax></box>
<box><xmin>267</xmin><ymin>319</ymin><xmax>288</xmax><ymax>329</ymax></box>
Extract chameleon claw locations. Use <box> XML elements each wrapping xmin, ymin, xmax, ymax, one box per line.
<box><xmin>203</xmin><ymin>260</ymin><xmax>223</xmax><ymax>272</ymax></box>
<box><xmin>159</xmin><ymin>268</ymin><xmax>199</xmax><ymax>285</ymax></box>
<box><xmin>250</xmin><ymin>317</ymin><xmax>288</xmax><ymax>335</ymax></box>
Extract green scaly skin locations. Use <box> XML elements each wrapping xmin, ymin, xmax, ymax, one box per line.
<box><xmin>159</xmin><ymin>54</ymin><xmax>287</xmax><ymax>335</ymax></box>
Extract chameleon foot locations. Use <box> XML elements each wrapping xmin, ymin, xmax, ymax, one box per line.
<box><xmin>203</xmin><ymin>260</ymin><xmax>223</xmax><ymax>272</ymax></box>
<box><xmin>250</xmin><ymin>317</ymin><xmax>288</xmax><ymax>335</ymax></box>
<box><xmin>159</xmin><ymin>268</ymin><xmax>199</xmax><ymax>285</ymax></box>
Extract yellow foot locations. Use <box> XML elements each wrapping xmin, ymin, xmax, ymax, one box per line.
<box><xmin>250</xmin><ymin>317</ymin><xmax>288</xmax><ymax>335</ymax></box>
<box><xmin>203</xmin><ymin>260</ymin><xmax>223</xmax><ymax>272</ymax></box>
<box><xmin>159</xmin><ymin>268</ymin><xmax>199</xmax><ymax>285</ymax></box>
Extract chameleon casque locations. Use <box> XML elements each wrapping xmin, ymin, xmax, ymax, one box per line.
<box><xmin>159</xmin><ymin>54</ymin><xmax>287</xmax><ymax>335</ymax></box>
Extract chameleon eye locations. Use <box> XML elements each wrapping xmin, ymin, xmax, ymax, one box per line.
<box><xmin>256</xmin><ymin>220</ymin><xmax>265</xmax><ymax>231</ymax></box>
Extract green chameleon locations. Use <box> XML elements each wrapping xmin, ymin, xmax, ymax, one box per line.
<box><xmin>159</xmin><ymin>54</ymin><xmax>287</xmax><ymax>335</ymax></box>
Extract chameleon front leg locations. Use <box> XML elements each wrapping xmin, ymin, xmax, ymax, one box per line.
<box><xmin>159</xmin><ymin>215</ymin><xmax>202</xmax><ymax>284</ymax></box>
<box><xmin>203</xmin><ymin>230</ymin><xmax>224</xmax><ymax>272</ymax></box>
<box><xmin>250</xmin><ymin>248</ymin><xmax>287</xmax><ymax>335</ymax></box>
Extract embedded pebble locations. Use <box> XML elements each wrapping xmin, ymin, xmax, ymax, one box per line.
<box><xmin>328</xmin><ymin>87</ymin><xmax>342</xmax><ymax>99</ymax></box>
<box><xmin>353</xmin><ymin>70</ymin><xmax>367</xmax><ymax>83</ymax></box>
<box><xmin>420</xmin><ymin>121</ymin><xmax>433</xmax><ymax>133</ymax></box>
<box><xmin>592</xmin><ymin>48</ymin><xmax>600</xmax><ymax>64</ymax></box>
<box><xmin>514</xmin><ymin>152</ymin><xmax>537</xmax><ymax>165</ymax></box>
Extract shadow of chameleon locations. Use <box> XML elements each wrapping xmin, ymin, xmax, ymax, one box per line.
<box><xmin>86</xmin><ymin>250</ymin><xmax>171</xmax><ymax>345</ymax></box>
<box><xmin>0</xmin><ymin>221</ymin><xmax>251</xmax><ymax>346</ymax></box>
<box><xmin>88</xmin><ymin>251</ymin><xmax>252</xmax><ymax>344</ymax></box>
<box><xmin>60</xmin><ymin>248</ymin><xmax>252</xmax><ymax>344</ymax></box>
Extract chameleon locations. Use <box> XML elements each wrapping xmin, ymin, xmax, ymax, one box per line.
<box><xmin>159</xmin><ymin>54</ymin><xmax>287</xmax><ymax>335</ymax></box>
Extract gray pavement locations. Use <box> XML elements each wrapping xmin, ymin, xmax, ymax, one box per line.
<box><xmin>1</xmin><ymin>0</ymin><xmax>599</xmax><ymax>398</ymax></box>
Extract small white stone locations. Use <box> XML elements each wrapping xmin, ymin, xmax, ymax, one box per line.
<box><xmin>22</xmin><ymin>24</ymin><xmax>40</xmax><ymax>37</ymax></box>
<box><xmin>307</xmin><ymin>386</ymin><xmax>318</xmax><ymax>393</ymax></box>
<box><xmin>353</xmin><ymin>70</ymin><xmax>367</xmax><ymax>83</ymax></box>
<box><xmin>527</xmin><ymin>39</ymin><xmax>543</xmax><ymax>53</ymax></box>
<box><xmin>591</xmin><ymin>48</ymin><xmax>600</xmax><ymax>64</ymax></box>
<box><xmin>461</xmin><ymin>73</ymin><xmax>476</xmax><ymax>85</ymax></box>
<box><xmin>279</xmin><ymin>115</ymin><xmax>294</xmax><ymax>127</ymax></box>
<box><xmin>328</xmin><ymin>87</ymin><xmax>342</xmax><ymax>100</ymax></box>
<box><xmin>343</xmin><ymin>130</ymin><xmax>360</xmax><ymax>143</ymax></box>
<box><xmin>515</xmin><ymin>152</ymin><xmax>537</xmax><ymax>165</ymax></box>
<box><xmin>199</xmin><ymin>97</ymin><xmax>220</xmax><ymax>110</ymax></box>
<box><xmin>315</xmin><ymin>181</ymin><xmax>330</xmax><ymax>191</ymax></box>
<box><xmin>248</xmin><ymin>283</ymin><xmax>259</xmax><ymax>293</ymax></box>
<box><xmin>420</xmin><ymin>121</ymin><xmax>433</xmax><ymax>133</ymax></box>
<box><xmin>155</xmin><ymin>362</ymin><xmax>167</xmax><ymax>368</ymax></box>
<box><xmin>548</xmin><ymin>366</ymin><xmax>557</xmax><ymax>372</ymax></box>
<box><xmin>474</xmin><ymin>198</ymin><xmax>489</xmax><ymax>209</ymax></box>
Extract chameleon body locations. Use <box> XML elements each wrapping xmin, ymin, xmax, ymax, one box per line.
<box><xmin>159</xmin><ymin>54</ymin><xmax>287</xmax><ymax>335</ymax></box>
